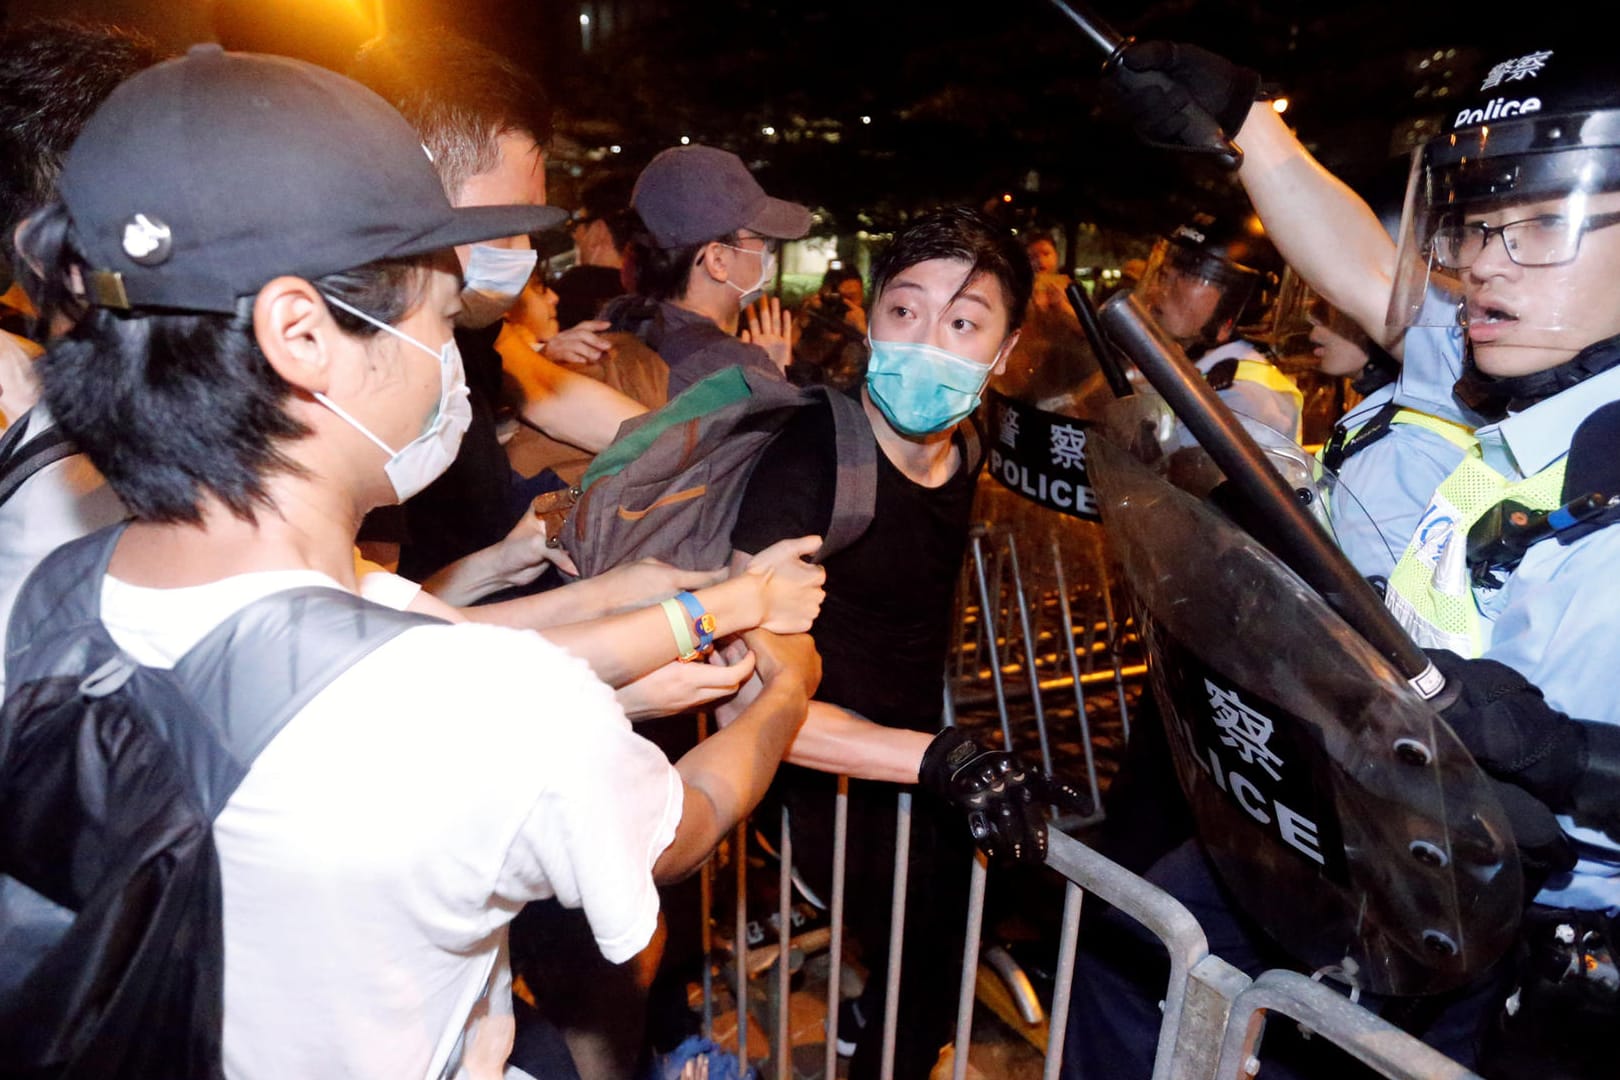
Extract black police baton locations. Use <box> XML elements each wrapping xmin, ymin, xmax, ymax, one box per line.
<box><xmin>1040</xmin><ymin>0</ymin><xmax>1243</xmax><ymax>170</ymax></box>
<box><xmin>1066</xmin><ymin>281</ymin><xmax>1134</xmax><ymax>398</ymax></box>
<box><xmin>1097</xmin><ymin>291</ymin><xmax>1447</xmax><ymax>701</ymax></box>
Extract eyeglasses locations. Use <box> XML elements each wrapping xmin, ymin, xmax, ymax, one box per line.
<box><xmin>1431</xmin><ymin>210</ymin><xmax>1620</xmax><ymax>269</ymax></box>
<box><xmin>731</xmin><ymin>232</ymin><xmax>779</xmax><ymax>257</ymax></box>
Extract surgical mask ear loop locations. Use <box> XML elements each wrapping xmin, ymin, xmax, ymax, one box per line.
<box><xmin>312</xmin><ymin>292</ymin><xmax>452</xmax><ymax>456</ymax></box>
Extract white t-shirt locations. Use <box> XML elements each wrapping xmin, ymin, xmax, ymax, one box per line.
<box><xmin>99</xmin><ymin>569</ymin><xmax>683</xmax><ymax>1080</ymax></box>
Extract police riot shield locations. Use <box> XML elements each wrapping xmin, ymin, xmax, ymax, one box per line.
<box><xmin>1090</xmin><ymin>393</ymin><xmax>1522</xmax><ymax>996</ymax></box>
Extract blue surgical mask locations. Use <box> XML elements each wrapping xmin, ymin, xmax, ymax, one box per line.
<box><xmin>864</xmin><ymin>337</ymin><xmax>996</xmax><ymax>436</ymax></box>
<box><xmin>458</xmin><ymin>243</ymin><xmax>538</xmax><ymax>328</ymax></box>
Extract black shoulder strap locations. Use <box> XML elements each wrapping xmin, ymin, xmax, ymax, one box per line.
<box><xmin>816</xmin><ymin>389</ymin><xmax>878</xmax><ymax>562</ymax></box>
<box><xmin>0</xmin><ymin>415</ymin><xmax>78</xmax><ymax>511</ymax></box>
<box><xmin>6</xmin><ymin>523</ymin><xmax>440</xmax><ymax>819</ymax></box>
<box><xmin>174</xmin><ymin>586</ymin><xmax>439</xmax><ymax>816</ymax></box>
<box><xmin>1320</xmin><ymin>401</ymin><xmax>1402</xmax><ymax>472</ymax></box>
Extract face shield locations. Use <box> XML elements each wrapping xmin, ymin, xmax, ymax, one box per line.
<box><xmin>1136</xmin><ymin>237</ymin><xmax>1260</xmax><ymax>350</ymax></box>
<box><xmin>1387</xmin><ymin>109</ymin><xmax>1620</xmax><ymax>378</ymax></box>
<box><xmin>1267</xmin><ymin>270</ymin><xmax>1372</xmax><ymax>378</ymax></box>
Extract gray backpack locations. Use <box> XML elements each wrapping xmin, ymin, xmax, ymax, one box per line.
<box><xmin>559</xmin><ymin>365</ymin><xmax>881</xmax><ymax>577</ymax></box>
<box><xmin>0</xmin><ymin>524</ymin><xmax>437</xmax><ymax>1079</ymax></box>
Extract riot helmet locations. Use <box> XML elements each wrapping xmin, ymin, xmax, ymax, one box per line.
<box><xmin>1137</xmin><ymin>211</ymin><xmax>1281</xmax><ymax>354</ymax></box>
<box><xmin>1389</xmin><ymin>44</ymin><xmax>1620</xmax><ymax>405</ymax></box>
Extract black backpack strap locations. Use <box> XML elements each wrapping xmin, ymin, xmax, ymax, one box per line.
<box><xmin>173</xmin><ymin>587</ymin><xmax>441</xmax><ymax>816</ymax></box>
<box><xmin>6</xmin><ymin>523</ymin><xmax>440</xmax><ymax>817</ymax></box>
<box><xmin>817</xmin><ymin>389</ymin><xmax>878</xmax><ymax>562</ymax></box>
<box><xmin>0</xmin><ymin>414</ymin><xmax>78</xmax><ymax>512</ymax></box>
<box><xmin>6</xmin><ymin>525</ymin><xmax>125</xmax><ymax>686</ymax></box>
<box><xmin>958</xmin><ymin>415</ymin><xmax>984</xmax><ymax>474</ymax></box>
<box><xmin>1320</xmin><ymin>401</ymin><xmax>1401</xmax><ymax>472</ymax></box>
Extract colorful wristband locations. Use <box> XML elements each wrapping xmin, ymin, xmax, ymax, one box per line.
<box><xmin>674</xmin><ymin>590</ymin><xmax>717</xmax><ymax>656</ymax></box>
<box><xmin>660</xmin><ymin>597</ymin><xmax>699</xmax><ymax>661</ymax></box>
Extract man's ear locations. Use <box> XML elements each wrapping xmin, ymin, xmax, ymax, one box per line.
<box><xmin>992</xmin><ymin>330</ymin><xmax>1021</xmax><ymax>376</ymax></box>
<box><xmin>253</xmin><ymin>277</ymin><xmax>338</xmax><ymax>394</ymax></box>
<box><xmin>696</xmin><ymin>241</ymin><xmax>730</xmax><ymax>285</ymax></box>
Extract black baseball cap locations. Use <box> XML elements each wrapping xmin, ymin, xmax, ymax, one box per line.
<box><xmin>57</xmin><ymin>44</ymin><xmax>567</xmax><ymax>314</ymax></box>
<box><xmin>631</xmin><ymin>145</ymin><xmax>810</xmax><ymax>249</ymax></box>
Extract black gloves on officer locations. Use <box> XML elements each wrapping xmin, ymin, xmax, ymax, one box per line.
<box><xmin>919</xmin><ymin>727</ymin><xmax>1092</xmax><ymax>864</ymax></box>
<box><xmin>1100</xmin><ymin>40</ymin><xmax>1261</xmax><ymax>153</ymax></box>
<box><xmin>1428</xmin><ymin>649</ymin><xmax>1620</xmax><ymax>843</ymax></box>
<box><xmin>1427</xmin><ymin>649</ymin><xmax>1620</xmax><ymax>899</ymax></box>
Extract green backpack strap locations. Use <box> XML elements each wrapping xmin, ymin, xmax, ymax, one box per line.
<box><xmin>579</xmin><ymin>366</ymin><xmax>754</xmax><ymax>493</ymax></box>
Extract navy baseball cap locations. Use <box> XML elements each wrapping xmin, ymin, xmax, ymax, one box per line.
<box><xmin>631</xmin><ymin>145</ymin><xmax>810</xmax><ymax>249</ymax></box>
<box><xmin>57</xmin><ymin>44</ymin><xmax>567</xmax><ymax>314</ymax></box>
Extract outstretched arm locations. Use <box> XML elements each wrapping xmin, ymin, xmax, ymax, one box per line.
<box><xmin>1235</xmin><ymin>104</ymin><xmax>1403</xmax><ymax>354</ymax></box>
<box><xmin>496</xmin><ymin>321</ymin><xmax>646</xmax><ymax>452</ymax></box>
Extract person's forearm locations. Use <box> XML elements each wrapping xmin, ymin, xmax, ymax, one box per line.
<box><xmin>654</xmin><ymin>674</ymin><xmax>810</xmax><ymax>882</ymax></box>
<box><xmin>1236</xmin><ymin>103</ymin><xmax>1401</xmax><ymax>351</ymax></box>
<box><xmin>783</xmin><ymin>700</ymin><xmax>934</xmax><ymax>784</ymax></box>
<box><xmin>467</xmin><ymin>573</ymin><xmax>764</xmax><ymax>686</ymax></box>
<box><xmin>421</xmin><ymin>544</ymin><xmax>518</xmax><ymax>606</ymax></box>
<box><xmin>518</xmin><ymin>363</ymin><xmax>646</xmax><ymax>453</ymax></box>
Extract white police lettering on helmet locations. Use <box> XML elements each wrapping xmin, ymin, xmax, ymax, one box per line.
<box><xmin>1454</xmin><ymin>96</ymin><xmax>1543</xmax><ymax>128</ymax></box>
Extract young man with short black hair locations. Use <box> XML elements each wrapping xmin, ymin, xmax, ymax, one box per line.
<box><xmin>730</xmin><ymin>207</ymin><xmax>1073</xmax><ymax>1079</ymax></box>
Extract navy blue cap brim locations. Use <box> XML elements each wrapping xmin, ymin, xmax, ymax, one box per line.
<box><xmin>390</xmin><ymin>203</ymin><xmax>570</xmax><ymax>260</ymax></box>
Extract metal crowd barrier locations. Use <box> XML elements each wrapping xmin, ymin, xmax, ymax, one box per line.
<box><xmin>675</xmin><ymin>482</ymin><xmax>1475</xmax><ymax>1080</ymax></box>
<box><xmin>696</xmin><ymin>817</ymin><xmax>1480</xmax><ymax>1080</ymax></box>
<box><xmin>945</xmin><ymin>503</ymin><xmax>1139</xmax><ymax>822</ymax></box>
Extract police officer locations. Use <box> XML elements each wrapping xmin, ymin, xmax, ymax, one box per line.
<box><xmin>1077</xmin><ymin>37</ymin><xmax>1620</xmax><ymax>1078</ymax></box>
<box><xmin>1135</xmin><ymin>210</ymin><xmax>1304</xmax><ymax>441</ymax></box>
<box><xmin>1105</xmin><ymin>42</ymin><xmax>1483</xmax><ymax>581</ymax></box>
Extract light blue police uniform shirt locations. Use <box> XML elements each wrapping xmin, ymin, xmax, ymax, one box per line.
<box><xmin>1330</xmin><ymin>296</ymin><xmax>1478</xmax><ymax>578</ymax></box>
<box><xmin>1466</xmin><ymin>361</ymin><xmax>1620</xmax><ymax>910</ymax></box>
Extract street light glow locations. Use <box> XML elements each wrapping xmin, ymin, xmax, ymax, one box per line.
<box><xmin>1271</xmin><ymin>97</ymin><xmax>1289</xmax><ymax>114</ymax></box>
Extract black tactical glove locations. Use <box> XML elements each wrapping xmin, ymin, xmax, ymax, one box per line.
<box><xmin>918</xmin><ymin>728</ymin><xmax>1093</xmax><ymax>864</ymax></box>
<box><xmin>1101</xmin><ymin>40</ymin><xmax>1261</xmax><ymax>153</ymax></box>
<box><xmin>1427</xmin><ymin>649</ymin><xmax>1620</xmax><ymax>844</ymax></box>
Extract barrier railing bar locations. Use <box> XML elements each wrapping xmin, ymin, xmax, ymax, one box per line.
<box><xmin>823</xmin><ymin>778</ymin><xmax>850</xmax><ymax>1080</ymax></box>
<box><xmin>1093</xmin><ymin>534</ymin><xmax>1133</xmax><ymax>740</ymax></box>
<box><xmin>697</xmin><ymin>714</ymin><xmax>715</xmax><ymax>1041</ymax></box>
<box><xmin>879</xmin><ymin>792</ymin><xmax>913</xmax><ymax>1080</ymax></box>
<box><xmin>1053</xmin><ymin>537</ymin><xmax>1104</xmax><ymax>811</ymax></box>
<box><xmin>951</xmin><ymin>854</ymin><xmax>991</xmax><ymax>1080</ymax></box>
<box><xmin>1005</xmin><ymin>536</ymin><xmax>1055</xmax><ymax>773</ymax></box>
<box><xmin>734</xmin><ymin>819</ymin><xmax>749</xmax><ymax>1068</ymax></box>
<box><xmin>951</xmin><ymin>664</ymin><xmax>1148</xmax><ymax>709</ymax></box>
<box><xmin>1215</xmin><ymin>970</ymin><xmax>1482</xmax><ymax>1080</ymax></box>
<box><xmin>1041</xmin><ymin>831</ymin><xmax>1247</xmax><ymax>1080</ymax></box>
<box><xmin>775</xmin><ymin>805</ymin><xmax>792</xmax><ymax>1080</ymax></box>
<box><xmin>1041</xmin><ymin>881</ymin><xmax>1086</xmax><ymax>1080</ymax></box>
<box><xmin>969</xmin><ymin>532</ymin><xmax>1016</xmax><ymax>748</ymax></box>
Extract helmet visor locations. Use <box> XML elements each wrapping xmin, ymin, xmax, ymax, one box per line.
<box><xmin>1136</xmin><ymin>237</ymin><xmax>1259</xmax><ymax>349</ymax></box>
<box><xmin>1388</xmin><ymin>111</ymin><xmax>1620</xmax><ymax>375</ymax></box>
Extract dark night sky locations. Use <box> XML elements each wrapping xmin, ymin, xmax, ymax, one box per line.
<box><xmin>0</xmin><ymin>1</ymin><xmax>1558</xmax><ymax>242</ymax></box>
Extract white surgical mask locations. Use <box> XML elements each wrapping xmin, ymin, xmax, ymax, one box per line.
<box><xmin>720</xmin><ymin>242</ymin><xmax>776</xmax><ymax>308</ymax></box>
<box><xmin>458</xmin><ymin>243</ymin><xmax>538</xmax><ymax>328</ymax></box>
<box><xmin>316</xmin><ymin>293</ymin><xmax>471</xmax><ymax>502</ymax></box>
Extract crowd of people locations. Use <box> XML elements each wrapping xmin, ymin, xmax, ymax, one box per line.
<box><xmin>2</xmin><ymin>13</ymin><xmax>1618</xmax><ymax>1080</ymax></box>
